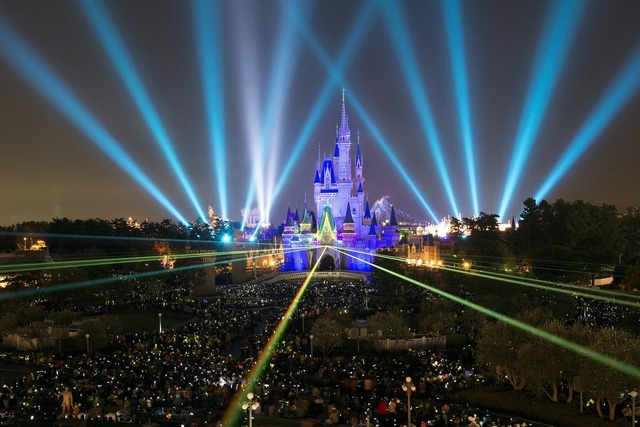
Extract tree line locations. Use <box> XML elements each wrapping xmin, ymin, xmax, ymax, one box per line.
<box><xmin>446</xmin><ymin>198</ymin><xmax>640</xmax><ymax>290</ymax></box>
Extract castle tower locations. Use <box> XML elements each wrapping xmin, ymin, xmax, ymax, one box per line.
<box><xmin>336</xmin><ymin>89</ymin><xmax>353</xmax><ymax>185</ymax></box>
<box><xmin>314</xmin><ymin>90</ymin><xmax>364</xmax><ymax>228</ymax></box>
<box><xmin>384</xmin><ymin>206</ymin><xmax>401</xmax><ymax>247</ymax></box>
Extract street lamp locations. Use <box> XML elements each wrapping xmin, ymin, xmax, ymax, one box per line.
<box><xmin>402</xmin><ymin>376</ymin><xmax>416</xmax><ymax>427</ymax></box>
<box><xmin>85</xmin><ymin>334</ymin><xmax>90</xmax><ymax>355</ymax></box>
<box><xmin>301</xmin><ymin>313</ymin><xmax>305</xmax><ymax>335</ymax></box>
<box><xmin>158</xmin><ymin>313</ymin><xmax>162</xmax><ymax>334</ymax></box>
<box><xmin>310</xmin><ymin>334</ymin><xmax>314</xmax><ymax>358</ymax></box>
<box><xmin>631</xmin><ymin>390</ymin><xmax>638</xmax><ymax>426</ymax></box>
<box><xmin>241</xmin><ymin>392</ymin><xmax>259</xmax><ymax>427</ymax></box>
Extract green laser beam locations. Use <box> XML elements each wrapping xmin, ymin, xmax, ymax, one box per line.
<box><xmin>335</xmin><ymin>246</ymin><xmax>640</xmax><ymax>378</ymax></box>
<box><xmin>0</xmin><ymin>245</ymin><xmax>291</xmax><ymax>274</ymax></box>
<box><xmin>220</xmin><ymin>246</ymin><xmax>328</xmax><ymax>426</ymax></box>
<box><xmin>0</xmin><ymin>252</ymin><xmax>259</xmax><ymax>301</ymax></box>
<box><xmin>370</xmin><ymin>250</ymin><xmax>640</xmax><ymax>307</ymax></box>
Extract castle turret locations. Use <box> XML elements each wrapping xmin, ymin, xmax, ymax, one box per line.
<box><xmin>355</xmin><ymin>129</ymin><xmax>364</xmax><ymax>191</ymax></box>
<box><xmin>343</xmin><ymin>202</ymin><xmax>356</xmax><ymax>233</ymax></box>
<box><xmin>363</xmin><ymin>200</ymin><xmax>371</xmax><ymax>227</ymax></box>
<box><xmin>314</xmin><ymin>145</ymin><xmax>322</xmax><ymax>200</ymax></box>
<box><xmin>384</xmin><ymin>206</ymin><xmax>400</xmax><ymax>247</ymax></box>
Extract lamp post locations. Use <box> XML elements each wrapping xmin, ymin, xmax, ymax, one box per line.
<box><xmin>310</xmin><ymin>334</ymin><xmax>314</xmax><ymax>358</ymax></box>
<box><xmin>158</xmin><ymin>313</ymin><xmax>162</xmax><ymax>334</ymax></box>
<box><xmin>402</xmin><ymin>376</ymin><xmax>416</xmax><ymax>427</ymax></box>
<box><xmin>241</xmin><ymin>392</ymin><xmax>259</xmax><ymax>427</ymax></box>
<box><xmin>301</xmin><ymin>313</ymin><xmax>305</xmax><ymax>335</ymax></box>
<box><xmin>631</xmin><ymin>390</ymin><xmax>638</xmax><ymax>426</ymax></box>
<box><xmin>85</xmin><ymin>333</ymin><xmax>90</xmax><ymax>355</ymax></box>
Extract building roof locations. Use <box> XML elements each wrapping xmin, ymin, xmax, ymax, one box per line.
<box><xmin>369</xmin><ymin>213</ymin><xmax>378</xmax><ymax>235</ymax></box>
<box><xmin>284</xmin><ymin>207</ymin><xmax>296</xmax><ymax>226</ymax></box>
<box><xmin>343</xmin><ymin>202</ymin><xmax>354</xmax><ymax>224</ymax></box>
<box><xmin>322</xmin><ymin>159</ymin><xmax>336</xmax><ymax>184</ymax></box>
<box><xmin>389</xmin><ymin>206</ymin><xmax>398</xmax><ymax>226</ymax></box>
<box><xmin>363</xmin><ymin>200</ymin><xmax>371</xmax><ymax>218</ymax></box>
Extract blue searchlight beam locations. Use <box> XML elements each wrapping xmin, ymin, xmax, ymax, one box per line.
<box><xmin>443</xmin><ymin>0</ymin><xmax>479</xmax><ymax>217</ymax></box>
<box><xmin>271</xmin><ymin>0</ymin><xmax>379</xmax><ymax>209</ymax></box>
<box><xmin>498</xmin><ymin>0</ymin><xmax>586</xmax><ymax>219</ymax></box>
<box><xmin>193</xmin><ymin>0</ymin><xmax>228</xmax><ymax>219</ymax></box>
<box><xmin>535</xmin><ymin>40</ymin><xmax>640</xmax><ymax>201</ymax></box>
<box><xmin>381</xmin><ymin>0</ymin><xmax>459</xmax><ymax>217</ymax></box>
<box><xmin>282</xmin><ymin>2</ymin><xmax>440</xmax><ymax>222</ymax></box>
<box><xmin>80</xmin><ymin>0</ymin><xmax>207</xmax><ymax>221</ymax></box>
<box><xmin>0</xmin><ymin>12</ymin><xmax>189</xmax><ymax>225</ymax></box>
<box><xmin>259</xmin><ymin>0</ymin><xmax>308</xmax><ymax>224</ymax></box>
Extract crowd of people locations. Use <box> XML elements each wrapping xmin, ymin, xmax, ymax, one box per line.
<box><xmin>0</xmin><ymin>279</ymin><xmax>546</xmax><ymax>426</ymax></box>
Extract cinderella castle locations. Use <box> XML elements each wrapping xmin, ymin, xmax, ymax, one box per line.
<box><xmin>281</xmin><ymin>91</ymin><xmax>400</xmax><ymax>272</ymax></box>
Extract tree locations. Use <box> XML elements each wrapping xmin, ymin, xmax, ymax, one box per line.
<box><xmin>518</xmin><ymin>320</ymin><xmax>589</xmax><ymax>403</ymax></box>
<box><xmin>418</xmin><ymin>299</ymin><xmax>457</xmax><ymax>335</ymax></box>
<box><xmin>372</xmin><ymin>250</ymin><xmax>405</xmax><ymax>300</ymax></box>
<box><xmin>578</xmin><ymin>327</ymin><xmax>640</xmax><ymax>421</ymax></box>
<box><xmin>366</xmin><ymin>311</ymin><xmax>412</xmax><ymax>340</ymax></box>
<box><xmin>475</xmin><ymin>317</ymin><xmax>533</xmax><ymax>391</ymax></box>
<box><xmin>78</xmin><ymin>316</ymin><xmax>120</xmax><ymax>354</ymax></box>
<box><xmin>620</xmin><ymin>208</ymin><xmax>640</xmax><ymax>262</ymax></box>
<box><xmin>49</xmin><ymin>309</ymin><xmax>79</xmax><ymax>326</ymax></box>
<box><xmin>455</xmin><ymin>212</ymin><xmax>511</xmax><ymax>268</ymax></box>
<box><xmin>620</xmin><ymin>258</ymin><xmax>640</xmax><ymax>293</ymax></box>
<box><xmin>309</xmin><ymin>314</ymin><xmax>344</xmax><ymax>356</ymax></box>
<box><xmin>0</xmin><ymin>312</ymin><xmax>19</xmax><ymax>338</ymax></box>
<box><xmin>515</xmin><ymin>199</ymin><xmax>625</xmax><ymax>280</ymax></box>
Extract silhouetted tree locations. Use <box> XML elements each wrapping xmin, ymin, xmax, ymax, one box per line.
<box><xmin>310</xmin><ymin>314</ymin><xmax>344</xmax><ymax>356</ymax></box>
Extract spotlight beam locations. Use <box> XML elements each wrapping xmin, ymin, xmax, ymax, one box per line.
<box><xmin>346</xmin><ymin>88</ymin><xmax>440</xmax><ymax>222</ymax></box>
<box><xmin>262</xmin><ymin>1</ymin><xmax>310</xmax><ymax>222</ymax></box>
<box><xmin>240</xmin><ymin>0</ymin><xmax>308</xmax><ymax>225</ymax></box>
<box><xmin>381</xmin><ymin>1</ymin><xmax>459</xmax><ymax>217</ymax></box>
<box><xmin>271</xmin><ymin>0</ymin><xmax>379</xmax><ymax>207</ymax></box>
<box><xmin>232</xmin><ymin>0</ymin><xmax>261</xmax><ymax>229</ymax></box>
<box><xmin>193</xmin><ymin>0</ymin><xmax>228</xmax><ymax>219</ymax></box>
<box><xmin>277</xmin><ymin>1</ymin><xmax>440</xmax><ymax>223</ymax></box>
<box><xmin>79</xmin><ymin>0</ymin><xmax>206</xmax><ymax>221</ymax></box>
<box><xmin>498</xmin><ymin>0</ymin><xmax>586</xmax><ymax>219</ymax></box>
<box><xmin>0</xmin><ymin>12</ymin><xmax>189</xmax><ymax>224</ymax></box>
<box><xmin>443</xmin><ymin>0</ymin><xmax>479</xmax><ymax>216</ymax></box>
<box><xmin>535</xmin><ymin>40</ymin><xmax>640</xmax><ymax>202</ymax></box>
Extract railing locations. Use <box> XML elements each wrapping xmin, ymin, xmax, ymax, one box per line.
<box><xmin>372</xmin><ymin>335</ymin><xmax>447</xmax><ymax>352</ymax></box>
<box><xmin>264</xmin><ymin>270</ymin><xmax>368</xmax><ymax>284</ymax></box>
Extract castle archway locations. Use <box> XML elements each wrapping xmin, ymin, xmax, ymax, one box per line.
<box><xmin>319</xmin><ymin>254</ymin><xmax>336</xmax><ymax>271</ymax></box>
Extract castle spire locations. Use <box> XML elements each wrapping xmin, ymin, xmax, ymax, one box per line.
<box><xmin>340</xmin><ymin>88</ymin><xmax>349</xmax><ymax>135</ymax></box>
<box><xmin>389</xmin><ymin>206</ymin><xmax>398</xmax><ymax>226</ymax></box>
<box><xmin>355</xmin><ymin>129</ymin><xmax>363</xmax><ymax>167</ymax></box>
<box><xmin>344</xmin><ymin>201</ymin><xmax>355</xmax><ymax>224</ymax></box>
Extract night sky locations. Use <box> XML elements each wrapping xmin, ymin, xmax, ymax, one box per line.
<box><xmin>1</xmin><ymin>0</ymin><xmax>640</xmax><ymax>226</ymax></box>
